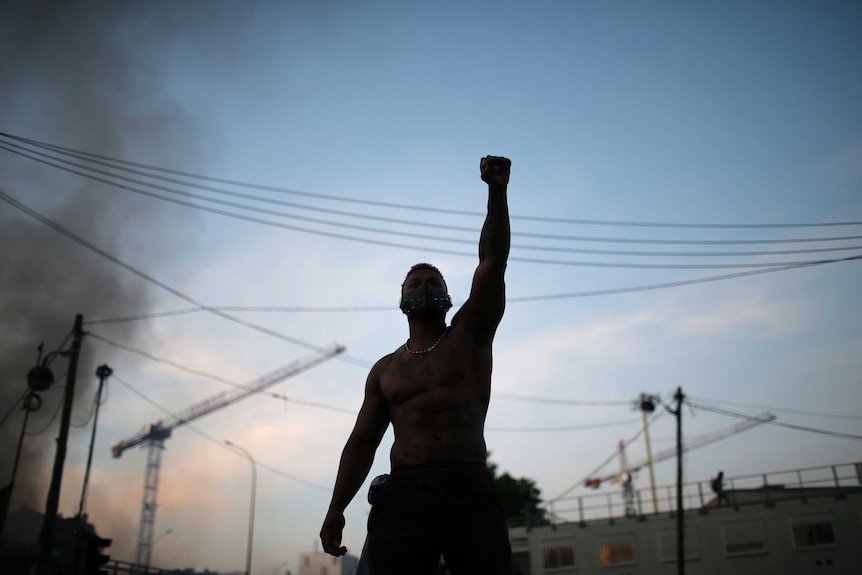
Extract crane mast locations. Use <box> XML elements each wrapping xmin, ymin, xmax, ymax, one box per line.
<box><xmin>111</xmin><ymin>343</ymin><xmax>345</xmax><ymax>568</ymax></box>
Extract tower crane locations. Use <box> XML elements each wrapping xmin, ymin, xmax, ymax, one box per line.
<box><xmin>584</xmin><ymin>411</ymin><xmax>775</xmax><ymax>515</ymax></box>
<box><xmin>111</xmin><ymin>342</ymin><xmax>345</xmax><ymax>568</ymax></box>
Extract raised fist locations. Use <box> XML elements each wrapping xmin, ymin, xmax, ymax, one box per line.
<box><xmin>480</xmin><ymin>156</ymin><xmax>511</xmax><ymax>187</ymax></box>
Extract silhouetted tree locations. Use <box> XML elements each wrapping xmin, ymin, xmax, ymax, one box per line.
<box><xmin>487</xmin><ymin>457</ymin><xmax>549</xmax><ymax>526</ymax></box>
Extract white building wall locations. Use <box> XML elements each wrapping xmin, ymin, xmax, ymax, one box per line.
<box><xmin>515</xmin><ymin>490</ymin><xmax>861</xmax><ymax>575</ymax></box>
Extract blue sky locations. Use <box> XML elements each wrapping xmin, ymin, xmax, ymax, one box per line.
<box><xmin>1</xmin><ymin>2</ymin><xmax>860</xmax><ymax>573</ymax></box>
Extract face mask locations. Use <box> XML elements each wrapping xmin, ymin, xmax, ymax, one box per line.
<box><xmin>400</xmin><ymin>282</ymin><xmax>452</xmax><ymax>319</ymax></box>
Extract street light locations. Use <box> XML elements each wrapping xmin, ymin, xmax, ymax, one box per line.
<box><xmin>151</xmin><ymin>528</ymin><xmax>174</xmax><ymax>566</ymax></box>
<box><xmin>225</xmin><ymin>440</ymin><xmax>257</xmax><ymax>575</ymax></box>
<box><xmin>153</xmin><ymin>528</ymin><xmax>174</xmax><ymax>548</ymax></box>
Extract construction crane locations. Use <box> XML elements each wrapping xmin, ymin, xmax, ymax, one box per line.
<box><xmin>584</xmin><ymin>411</ymin><xmax>776</xmax><ymax>515</ymax></box>
<box><xmin>111</xmin><ymin>343</ymin><xmax>345</xmax><ymax>568</ymax></box>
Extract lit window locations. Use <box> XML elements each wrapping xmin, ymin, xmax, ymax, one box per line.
<box><xmin>791</xmin><ymin>515</ymin><xmax>837</xmax><ymax>549</ymax></box>
<box><xmin>541</xmin><ymin>539</ymin><xmax>576</xmax><ymax>571</ymax></box>
<box><xmin>721</xmin><ymin>521</ymin><xmax>766</xmax><ymax>556</ymax></box>
<box><xmin>597</xmin><ymin>534</ymin><xmax>635</xmax><ymax>566</ymax></box>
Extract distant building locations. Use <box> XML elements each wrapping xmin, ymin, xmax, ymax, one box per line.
<box><xmin>507</xmin><ymin>461</ymin><xmax>862</xmax><ymax>574</ymax></box>
<box><xmin>298</xmin><ymin>550</ymin><xmax>359</xmax><ymax>575</ymax></box>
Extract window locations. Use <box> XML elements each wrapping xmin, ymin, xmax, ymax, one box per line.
<box><xmin>721</xmin><ymin>521</ymin><xmax>766</xmax><ymax>556</ymax></box>
<box><xmin>657</xmin><ymin>527</ymin><xmax>701</xmax><ymax>562</ymax></box>
<box><xmin>541</xmin><ymin>538</ymin><xmax>576</xmax><ymax>571</ymax></box>
<box><xmin>597</xmin><ymin>533</ymin><xmax>635</xmax><ymax>566</ymax></box>
<box><xmin>791</xmin><ymin>515</ymin><xmax>837</xmax><ymax>549</ymax></box>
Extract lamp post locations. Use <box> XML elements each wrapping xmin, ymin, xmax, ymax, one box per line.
<box><xmin>77</xmin><ymin>364</ymin><xmax>112</xmax><ymax>518</ymax></box>
<box><xmin>151</xmin><ymin>528</ymin><xmax>174</xmax><ymax>564</ymax></box>
<box><xmin>225</xmin><ymin>440</ymin><xmax>257</xmax><ymax>575</ymax></box>
<box><xmin>0</xmin><ymin>391</ymin><xmax>43</xmax><ymax>538</ymax></box>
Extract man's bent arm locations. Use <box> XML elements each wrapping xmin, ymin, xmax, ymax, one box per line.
<box><xmin>320</xmin><ymin>367</ymin><xmax>389</xmax><ymax>556</ymax></box>
<box><xmin>326</xmin><ymin>426</ymin><xmax>383</xmax><ymax>515</ymax></box>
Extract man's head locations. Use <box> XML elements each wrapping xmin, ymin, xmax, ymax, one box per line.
<box><xmin>399</xmin><ymin>263</ymin><xmax>452</xmax><ymax>320</ymax></box>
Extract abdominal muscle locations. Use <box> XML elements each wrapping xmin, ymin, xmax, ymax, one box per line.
<box><xmin>387</xmin><ymin>385</ymin><xmax>489</xmax><ymax>466</ymax></box>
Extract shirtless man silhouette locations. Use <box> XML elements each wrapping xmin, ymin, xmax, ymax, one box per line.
<box><xmin>320</xmin><ymin>156</ymin><xmax>512</xmax><ymax>574</ymax></box>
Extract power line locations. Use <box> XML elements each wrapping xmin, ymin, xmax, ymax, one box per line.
<box><xmin>493</xmin><ymin>391</ymin><xmax>632</xmax><ymax>406</ymax></box>
<box><xmin>25</xmin><ymin>396</ymin><xmax>63</xmax><ymax>436</ymax></box>
<box><xmin>89</xmin><ymin>332</ymin><xmax>242</xmax><ymax>386</ymax></box>
<box><xmin>111</xmin><ymin>374</ymin><xmax>331</xmax><ymax>490</ymax></box>
<box><xmin>0</xmin><ymin>187</ymin><xmax>358</xmax><ymax>360</ymax></box>
<box><xmin>486</xmin><ymin>418</ymin><xmax>642</xmax><ymax>432</ymax></box>
<box><xmin>7</xmin><ymin>144</ymin><xmax>860</xmax><ymax>269</ymax></box>
<box><xmin>685</xmin><ymin>400</ymin><xmax>862</xmax><ymax>442</ymax></box>
<box><xmin>90</xmin><ymin>331</ymin><xmax>655</xmax><ymax>418</ymax></box>
<box><xmin>4</xmin><ymin>131</ymin><xmax>861</xmax><ymax>229</ymax></box>
<box><xmin>686</xmin><ymin>395</ymin><xmax>862</xmax><ymax>421</ymax></box>
<box><xmin>80</xmin><ymin>252</ymin><xmax>862</xmax><ymax>326</ymax></box>
<box><xmin>89</xmin><ymin>332</ymin><xmax>359</xmax><ymax>415</ymax></box>
<box><xmin>506</xmin><ymin>255</ymin><xmax>862</xmax><ymax>301</ymax></box>
<box><xmin>6</xmin><ymin>136</ymin><xmax>862</xmax><ymax>248</ymax></box>
<box><xmin>85</xmin><ymin>305</ymin><xmax>394</xmax><ymax>325</ymax></box>
<box><xmin>0</xmin><ymin>389</ymin><xmax>29</xmax><ymax>430</ymax></box>
<box><xmin>4</xmin><ymin>139</ymin><xmax>862</xmax><ymax>261</ymax></box>
<box><xmin>547</xmin><ymin>409</ymin><xmax>666</xmax><ymax>503</ymax></box>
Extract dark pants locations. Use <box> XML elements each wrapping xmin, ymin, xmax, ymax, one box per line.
<box><xmin>363</xmin><ymin>466</ymin><xmax>512</xmax><ymax>575</ymax></box>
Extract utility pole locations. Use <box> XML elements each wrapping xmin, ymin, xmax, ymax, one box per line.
<box><xmin>639</xmin><ymin>389</ymin><xmax>685</xmax><ymax>575</ymax></box>
<box><xmin>77</xmin><ymin>364</ymin><xmax>112</xmax><ymax>518</ymax></box>
<box><xmin>37</xmin><ymin>314</ymin><xmax>85</xmax><ymax>570</ymax></box>
<box><xmin>638</xmin><ymin>393</ymin><xmax>659</xmax><ymax>513</ymax></box>
<box><xmin>673</xmin><ymin>387</ymin><xmax>685</xmax><ymax>575</ymax></box>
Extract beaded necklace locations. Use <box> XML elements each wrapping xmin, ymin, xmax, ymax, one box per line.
<box><xmin>404</xmin><ymin>327</ymin><xmax>450</xmax><ymax>355</ymax></box>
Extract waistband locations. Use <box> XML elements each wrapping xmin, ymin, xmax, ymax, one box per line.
<box><xmin>391</xmin><ymin>462</ymin><xmax>488</xmax><ymax>473</ymax></box>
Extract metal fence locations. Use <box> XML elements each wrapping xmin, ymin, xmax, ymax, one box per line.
<box><xmin>539</xmin><ymin>461</ymin><xmax>861</xmax><ymax>527</ymax></box>
<box><xmin>101</xmin><ymin>559</ymin><xmax>175</xmax><ymax>575</ymax></box>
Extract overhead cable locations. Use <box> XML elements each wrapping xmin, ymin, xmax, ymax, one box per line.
<box><xmin>89</xmin><ymin>332</ymin><xmax>358</xmax><ymax>415</ymax></box>
<box><xmin>687</xmin><ymin>395</ymin><xmax>862</xmax><ymax>421</ymax></box>
<box><xmin>546</xmin><ymin>409</ymin><xmax>664</xmax><ymax>503</ymax></box>
<box><xmin>6</xmin><ymin>143</ymin><xmax>860</xmax><ymax>269</ymax></box>
<box><xmin>111</xmin><ymin>374</ymin><xmax>331</xmax><ymax>490</ymax></box>
<box><xmin>0</xmin><ymin>389</ymin><xmax>29</xmax><ymax>430</ymax></box>
<box><xmin>0</xmin><ymin>187</ymin><xmax>363</xmax><ymax>361</ymax></box>
<box><xmin>3</xmin><ymin>139</ymin><xmax>862</xmax><ymax>258</ymax></box>
<box><xmin>84</xmin><ymin>251</ymin><xmax>862</xmax><ymax>325</ymax></box>
<box><xmin>3</xmin><ymin>131</ymin><xmax>861</xmax><ymax>229</ymax></box>
<box><xmin>486</xmin><ymin>418</ymin><xmax>642</xmax><ymax>432</ymax></box>
<box><xmin>493</xmin><ymin>391</ymin><xmax>632</xmax><ymax>406</ymax></box>
<box><xmin>686</xmin><ymin>400</ymin><xmax>862</xmax><ymax>442</ymax></box>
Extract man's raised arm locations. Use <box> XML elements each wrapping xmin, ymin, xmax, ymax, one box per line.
<box><xmin>466</xmin><ymin>156</ymin><xmax>511</xmax><ymax>332</ymax></box>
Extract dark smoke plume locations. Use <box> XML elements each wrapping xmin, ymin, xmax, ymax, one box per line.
<box><xmin>0</xmin><ymin>1</ymin><xmax>203</xmax><ymax>538</ymax></box>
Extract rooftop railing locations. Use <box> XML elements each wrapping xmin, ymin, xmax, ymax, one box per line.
<box><xmin>518</xmin><ymin>461</ymin><xmax>862</xmax><ymax>528</ymax></box>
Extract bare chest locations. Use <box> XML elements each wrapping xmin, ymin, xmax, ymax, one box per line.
<box><xmin>381</xmin><ymin>345</ymin><xmax>470</xmax><ymax>408</ymax></box>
